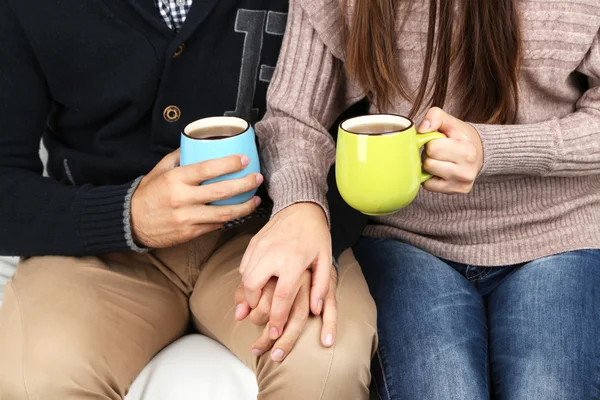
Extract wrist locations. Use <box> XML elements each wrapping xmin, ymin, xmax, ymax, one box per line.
<box><xmin>279</xmin><ymin>202</ymin><xmax>327</xmax><ymax>222</ymax></box>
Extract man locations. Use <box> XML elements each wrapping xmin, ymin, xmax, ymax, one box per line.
<box><xmin>0</xmin><ymin>0</ymin><xmax>377</xmax><ymax>399</ymax></box>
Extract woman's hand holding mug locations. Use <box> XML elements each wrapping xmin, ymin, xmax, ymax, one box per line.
<box><xmin>419</xmin><ymin>107</ymin><xmax>484</xmax><ymax>195</ymax></box>
<box><xmin>335</xmin><ymin>107</ymin><xmax>484</xmax><ymax>216</ymax></box>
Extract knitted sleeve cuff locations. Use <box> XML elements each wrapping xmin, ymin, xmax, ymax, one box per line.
<box><xmin>267</xmin><ymin>165</ymin><xmax>331</xmax><ymax>227</ymax></box>
<box><xmin>76</xmin><ymin>177</ymin><xmax>149</xmax><ymax>254</ymax></box>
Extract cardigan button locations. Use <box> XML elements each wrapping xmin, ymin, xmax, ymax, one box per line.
<box><xmin>163</xmin><ymin>106</ymin><xmax>181</xmax><ymax>123</ymax></box>
<box><xmin>173</xmin><ymin>43</ymin><xmax>185</xmax><ymax>58</ymax></box>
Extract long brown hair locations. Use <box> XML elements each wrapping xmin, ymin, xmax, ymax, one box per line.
<box><xmin>345</xmin><ymin>0</ymin><xmax>522</xmax><ymax>123</ymax></box>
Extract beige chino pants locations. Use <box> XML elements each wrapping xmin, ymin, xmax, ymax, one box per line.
<box><xmin>0</xmin><ymin>219</ymin><xmax>377</xmax><ymax>400</ymax></box>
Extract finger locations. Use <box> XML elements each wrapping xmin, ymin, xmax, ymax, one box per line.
<box><xmin>310</xmin><ymin>255</ymin><xmax>331</xmax><ymax>315</ymax></box>
<box><xmin>239</xmin><ymin>230</ymin><xmax>269</xmax><ymax>280</ymax></box>
<box><xmin>321</xmin><ymin>288</ymin><xmax>338</xmax><ymax>348</ymax></box>
<box><xmin>196</xmin><ymin>173</ymin><xmax>263</xmax><ymax>204</ymax></box>
<box><xmin>239</xmin><ymin>242</ymin><xmax>254</xmax><ymax>275</ymax></box>
<box><xmin>242</xmin><ymin>253</ymin><xmax>274</xmax><ymax>309</ymax></box>
<box><xmin>245</xmin><ymin>286</ymin><xmax>263</xmax><ymax>310</ymax></box>
<box><xmin>153</xmin><ymin>149</ymin><xmax>181</xmax><ymax>175</ymax></box>
<box><xmin>240</xmin><ymin>234</ymin><xmax>268</xmax><ymax>276</ymax></box>
<box><xmin>418</xmin><ymin>107</ymin><xmax>446</xmax><ymax>133</ymax></box>
<box><xmin>424</xmin><ymin>138</ymin><xmax>474</xmax><ymax>164</ymax></box>
<box><xmin>269</xmin><ymin>282</ymin><xmax>311</xmax><ymax>362</ymax></box>
<box><xmin>172</xmin><ymin>197</ymin><xmax>260</xmax><ymax>228</ymax></box>
<box><xmin>193</xmin><ymin>223</ymin><xmax>226</xmax><ymax>237</ymax></box>
<box><xmin>423</xmin><ymin>157</ymin><xmax>477</xmax><ymax>185</ymax></box>
<box><xmin>234</xmin><ymin>283</ymin><xmax>251</xmax><ymax>321</ymax></box>
<box><xmin>175</xmin><ymin>155</ymin><xmax>250</xmax><ymax>185</ymax></box>
<box><xmin>269</xmin><ymin>270</ymin><xmax>303</xmax><ymax>340</ymax></box>
<box><xmin>249</xmin><ymin>278</ymin><xmax>276</xmax><ymax>326</ymax></box>
<box><xmin>422</xmin><ymin>176</ymin><xmax>473</xmax><ymax>194</ymax></box>
<box><xmin>251</xmin><ymin>326</ymin><xmax>275</xmax><ymax>357</ymax></box>
<box><xmin>240</xmin><ymin>224</ymin><xmax>276</xmax><ymax>275</ymax></box>
<box><xmin>197</xmin><ymin>196</ymin><xmax>261</xmax><ymax>224</ymax></box>
<box><xmin>422</xmin><ymin>157</ymin><xmax>461</xmax><ymax>181</ymax></box>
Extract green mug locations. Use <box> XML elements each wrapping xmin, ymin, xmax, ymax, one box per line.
<box><xmin>336</xmin><ymin>114</ymin><xmax>445</xmax><ymax>216</ymax></box>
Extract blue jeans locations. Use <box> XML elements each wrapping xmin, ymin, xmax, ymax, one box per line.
<box><xmin>354</xmin><ymin>237</ymin><xmax>600</xmax><ymax>400</ymax></box>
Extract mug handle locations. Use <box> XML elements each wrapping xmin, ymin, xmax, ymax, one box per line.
<box><xmin>417</xmin><ymin>131</ymin><xmax>446</xmax><ymax>183</ymax></box>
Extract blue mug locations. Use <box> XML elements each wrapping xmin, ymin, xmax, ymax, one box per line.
<box><xmin>181</xmin><ymin>116</ymin><xmax>260</xmax><ymax>205</ymax></box>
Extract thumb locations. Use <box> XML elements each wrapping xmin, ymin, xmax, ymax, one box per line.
<box><xmin>419</xmin><ymin>106</ymin><xmax>452</xmax><ymax>132</ymax></box>
<box><xmin>419</xmin><ymin>107</ymin><xmax>464</xmax><ymax>140</ymax></box>
<box><xmin>152</xmin><ymin>149</ymin><xmax>181</xmax><ymax>175</ymax></box>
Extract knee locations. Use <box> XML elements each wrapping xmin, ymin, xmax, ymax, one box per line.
<box><xmin>499</xmin><ymin>379</ymin><xmax>565</xmax><ymax>400</ymax></box>
<box><xmin>299</xmin><ymin>319</ymin><xmax>377</xmax><ymax>400</ymax></box>
<box><xmin>257</xmin><ymin>317</ymin><xmax>376</xmax><ymax>400</ymax></box>
<box><xmin>320</xmin><ymin>325</ymin><xmax>376</xmax><ymax>400</ymax></box>
<box><xmin>495</xmin><ymin>366</ymin><xmax>588</xmax><ymax>400</ymax></box>
<box><xmin>27</xmin><ymin>343</ymin><xmax>83</xmax><ymax>399</ymax></box>
<box><xmin>372</xmin><ymin>333</ymin><xmax>488</xmax><ymax>400</ymax></box>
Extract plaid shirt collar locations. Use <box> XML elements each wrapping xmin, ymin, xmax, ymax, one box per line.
<box><xmin>154</xmin><ymin>0</ymin><xmax>193</xmax><ymax>31</ymax></box>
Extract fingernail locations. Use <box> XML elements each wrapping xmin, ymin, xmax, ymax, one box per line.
<box><xmin>252</xmin><ymin>348</ymin><xmax>264</xmax><ymax>357</ymax></box>
<box><xmin>272</xmin><ymin>349</ymin><xmax>285</xmax><ymax>362</ymax></box>
<box><xmin>317</xmin><ymin>299</ymin><xmax>323</xmax><ymax>315</ymax></box>
<box><xmin>240</xmin><ymin>156</ymin><xmax>250</xmax><ymax>167</ymax></box>
<box><xmin>419</xmin><ymin>120</ymin><xmax>431</xmax><ymax>132</ymax></box>
<box><xmin>256</xmin><ymin>174</ymin><xmax>264</xmax><ymax>185</ymax></box>
<box><xmin>254</xmin><ymin>196</ymin><xmax>262</xmax><ymax>207</ymax></box>
<box><xmin>325</xmin><ymin>334</ymin><xmax>334</xmax><ymax>347</ymax></box>
<box><xmin>235</xmin><ymin>304</ymin><xmax>245</xmax><ymax>320</ymax></box>
<box><xmin>269</xmin><ymin>327</ymin><xmax>279</xmax><ymax>339</ymax></box>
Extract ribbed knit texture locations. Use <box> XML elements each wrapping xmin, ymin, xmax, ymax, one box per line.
<box><xmin>77</xmin><ymin>180</ymin><xmax>144</xmax><ymax>254</ymax></box>
<box><xmin>256</xmin><ymin>0</ymin><xmax>600</xmax><ymax>266</ymax></box>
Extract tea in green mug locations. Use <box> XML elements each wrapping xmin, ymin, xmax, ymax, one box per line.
<box><xmin>336</xmin><ymin>114</ymin><xmax>444</xmax><ymax>216</ymax></box>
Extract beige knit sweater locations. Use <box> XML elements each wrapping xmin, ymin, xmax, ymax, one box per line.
<box><xmin>255</xmin><ymin>0</ymin><xmax>600</xmax><ymax>266</ymax></box>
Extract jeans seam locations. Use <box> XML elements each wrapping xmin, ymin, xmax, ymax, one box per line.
<box><xmin>479</xmin><ymin>268</ymin><xmax>493</xmax><ymax>281</ymax></box>
<box><xmin>318</xmin><ymin>261</ymin><xmax>353</xmax><ymax>400</ymax></box>
<box><xmin>467</xmin><ymin>266</ymin><xmax>485</xmax><ymax>282</ymax></box>
<box><xmin>8</xmin><ymin>281</ymin><xmax>33</xmax><ymax>400</ymax></box>
<box><xmin>375</xmin><ymin>349</ymin><xmax>392</xmax><ymax>400</ymax></box>
<box><xmin>484</xmin><ymin>322</ymin><xmax>490</xmax><ymax>397</ymax></box>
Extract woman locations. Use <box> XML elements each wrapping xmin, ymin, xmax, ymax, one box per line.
<box><xmin>244</xmin><ymin>0</ymin><xmax>600</xmax><ymax>398</ymax></box>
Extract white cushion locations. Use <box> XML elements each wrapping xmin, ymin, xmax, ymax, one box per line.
<box><xmin>0</xmin><ymin>256</ymin><xmax>18</xmax><ymax>305</ymax></box>
<box><xmin>126</xmin><ymin>335</ymin><xmax>257</xmax><ymax>400</ymax></box>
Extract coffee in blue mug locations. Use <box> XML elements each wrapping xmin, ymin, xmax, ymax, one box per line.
<box><xmin>181</xmin><ymin>116</ymin><xmax>260</xmax><ymax>205</ymax></box>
